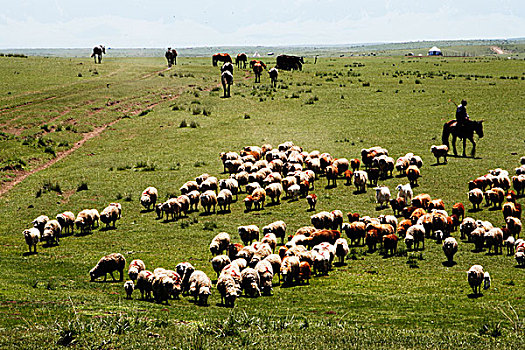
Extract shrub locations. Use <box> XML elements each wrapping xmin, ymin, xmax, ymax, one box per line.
<box><xmin>77</xmin><ymin>182</ymin><xmax>88</xmax><ymax>192</ymax></box>
<box><xmin>179</xmin><ymin>119</ymin><xmax>188</xmax><ymax>128</ymax></box>
<box><xmin>190</xmin><ymin>121</ymin><xmax>199</xmax><ymax>128</ymax></box>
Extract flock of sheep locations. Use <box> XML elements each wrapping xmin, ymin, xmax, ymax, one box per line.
<box><xmin>23</xmin><ymin>141</ymin><xmax>524</xmax><ymax>306</ymax></box>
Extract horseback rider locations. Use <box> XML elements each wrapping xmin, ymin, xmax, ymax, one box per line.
<box><xmin>456</xmin><ymin>99</ymin><xmax>469</xmax><ymax>126</ymax></box>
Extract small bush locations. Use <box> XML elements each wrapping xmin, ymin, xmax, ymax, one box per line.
<box><xmin>179</xmin><ymin>119</ymin><xmax>188</xmax><ymax>128</ymax></box>
<box><xmin>192</xmin><ymin>106</ymin><xmax>202</xmax><ymax>115</ymax></box>
<box><xmin>172</xmin><ymin>105</ymin><xmax>182</xmax><ymax>111</ymax></box>
<box><xmin>44</xmin><ymin>147</ymin><xmax>56</xmax><ymax>157</ymax></box>
<box><xmin>362</xmin><ymin>82</ymin><xmax>370</xmax><ymax>87</ymax></box>
<box><xmin>124</xmin><ymin>193</ymin><xmax>133</xmax><ymax>202</ymax></box>
<box><xmin>415</xmin><ymin>79</ymin><xmax>422</xmax><ymax>84</ymax></box>
<box><xmin>138</xmin><ymin>109</ymin><xmax>152</xmax><ymax>117</ymax></box>
<box><xmin>202</xmin><ymin>108</ymin><xmax>211</xmax><ymax>116</ymax></box>
<box><xmin>203</xmin><ymin>222</ymin><xmax>217</xmax><ymax>231</ymax></box>
<box><xmin>194</xmin><ymin>161</ymin><xmax>206</xmax><ymax>167</ymax></box>
<box><xmin>190</xmin><ymin>121</ymin><xmax>199</xmax><ymax>128</ymax></box>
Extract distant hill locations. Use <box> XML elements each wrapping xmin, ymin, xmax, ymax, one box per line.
<box><xmin>1</xmin><ymin>38</ymin><xmax>524</xmax><ymax>57</ymax></box>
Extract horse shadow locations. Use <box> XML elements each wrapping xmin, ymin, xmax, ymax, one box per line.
<box><xmin>442</xmin><ymin>261</ymin><xmax>457</xmax><ymax>267</ymax></box>
<box><xmin>467</xmin><ymin>293</ymin><xmax>483</xmax><ymax>299</ymax></box>
<box><xmin>23</xmin><ymin>251</ymin><xmax>37</xmax><ymax>257</ymax></box>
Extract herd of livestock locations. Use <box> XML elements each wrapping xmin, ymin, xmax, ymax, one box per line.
<box><xmin>22</xmin><ymin>139</ymin><xmax>525</xmax><ymax>307</ymax></box>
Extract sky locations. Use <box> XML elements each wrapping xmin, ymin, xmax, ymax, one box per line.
<box><xmin>0</xmin><ymin>0</ymin><xmax>523</xmax><ymax>48</ymax></box>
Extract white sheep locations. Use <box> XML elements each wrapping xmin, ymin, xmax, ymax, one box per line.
<box><xmin>396</xmin><ymin>184</ymin><xmax>413</xmax><ymax>205</ymax></box>
<box><xmin>505</xmin><ymin>236</ymin><xmax>516</xmax><ymax>255</ymax></box>
<box><xmin>249</xmin><ymin>243</ymin><xmax>272</xmax><ymax>267</ymax></box>
<box><xmin>176</xmin><ymin>262</ymin><xmax>195</xmax><ymax>295</ymax></box>
<box><xmin>240</xmin><ymin>267</ymin><xmax>261</xmax><ymax>297</ymax></box>
<box><xmin>219</xmin><ymin>178</ymin><xmax>239</xmax><ymax>200</ymax></box>
<box><xmin>286</xmin><ymin>184</ymin><xmax>301</xmax><ymax>201</ymax></box>
<box><xmin>23</xmin><ymin>227</ymin><xmax>40</xmax><ymax>253</ymax></box>
<box><xmin>261</xmin><ymin>232</ymin><xmax>277</xmax><ymax>252</ymax></box>
<box><xmin>136</xmin><ymin>270</ymin><xmax>155</xmax><ymax>300</ymax></box>
<box><xmin>217</xmin><ymin>271</ymin><xmax>240</xmax><ymax>307</ymax></box>
<box><xmin>187</xmin><ymin>190</ymin><xmax>201</xmax><ymax>212</ymax></box>
<box><xmin>128</xmin><ymin>259</ymin><xmax>146</xmax><ymax>281</ymax></box>
<box><xmin>188</xmin><ymin>270</ymin><xmax>212</xmax><ymax>306</ymax></box>
<box><xmin>262</xmin><ymin>221</ymin><xmax>287</xmax><ymax>244</ymax></box>
<box><xmin>210</xmin><ymin>232</ymin><xmax>231</xmax><ymax>256</ymax></box>
<box><xmin>217</xmin><ymin>189</ymin><xmax>233</xmax><ymax>212</ymax></box>
<box><xmin>280</xmin><ymin>255</ymin><xmax>300</xmax><ymax>285</ymax></box>
<box><xmin>467</xmin><ymin>265</ymin><xmax>485</xmax><ymax>295</ymax></box>
<box><xmin>265</xmin><ymin>183</ymin><xmax>283</xmax><ymax>204</ymax></box>
<box><xmin>32</xmin><ymin>215</ymin><xmax>49</xmax><ymax>233</ymax></box>
<box><xmin>200</xmin><ymin>190</ymin><xmax>217</xmax><ymax>213</ymax></box>
<box><xmin>483</xmin><ymin>272</ymin><xmax>491</xmax><ymax>290</ymax></box>
<box><xmin>431</xmin><ymin>145</ymin><xmax>449</xmax><ymax>164</ymax></box>
<box><xmin>407</xmin><ymin>224</ymin><xmax>425</xmax><ymax>250</ymax></box>
<box><xmin>140</xmin><ymin>187</ymin><xmax>158</xmax><ymax>210</ymax></box>
<box><xmin>255</xmin><ymin>259</ymin><xmax>274</xmax><ymax>295</ymax></box>
<box><xmin>100</xmin><ymin>205</ymin><xmax>120</xmax><ymax>228</ymax></box>
<box><xmin>42</xmin><ymin>219</ymin><xmax>61</xmax><ymax>246</ymax></box>
<box><xmin>238</xmin><ymin>225</ymin><xmax>259</xmax><ymax>246</ymax></box>
<box><xmin>124</xmin><ymin>280</ymin><xmax>134</xmax><ymax>299</ymax></box>
<box><xmin>334</xmin><ymin>238</ymin><xmax>349</xmax><ymax>264</ymax></box>
<box><xmin>353</xmin><ymin>171</ymin><xmax>368</xmax><ymax>192</ymax></box>
<box><xmin>404</xmin><ymin>233</ymin><xmax>414</xmax><ymax>250</ymax></box>
<box><xmin>211</xmin><ymin>255</ymin><xmax>231</xmax><ymax>278</ymax></box>
<box><xmin>152</xmin><ymin>273</ymin><xmax>176</xmax><ymax>305</ymax></box>
<box><xmin>56</xmin><ymin>212</ymin><xmax>75</xmax><ymax>235</ymax></box>
<box><xmin>89</xmin><ymin>253</ymin><xmax>125</xmax><ymax>282</ymax></box>
<box><xmin>442</xmin><ymin>237</ymin><xmax>458</xmax><ymax>264</ymax></box>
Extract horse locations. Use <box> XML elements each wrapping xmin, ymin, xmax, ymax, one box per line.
<box><xmin>276</xmin><ymin>54</ymin><xmax>303</xmax><ymax>71</ymax></box>
<box><xmin>212</xmin><ymin>53</ymin><xmax>232</xmax><ymax>67</ymax></box>
<box><xmin>221</xmin><ymin>62</ymin><xmax>234</xmax><ymax>75</ymax></box>
<box><xmin>250</xmin><ymin>60</ymin><xmax>266</xmax><ymax>69</ymax></box>
<box><xmin>91</xmin><ymin>45</ymin><xmax>105</xmax><ymax>64</ymax></box>
<box><xmin>221</xmin><ymin>70</ymin><xmax>233</xmax><ymax>98</ymax></box>
<box><xmin>235</xmin><ymin>53</ymin><xmax>247</xmax><ymax>69</ymax></box>
<box><xmin>165</xmin><ymin>49</ymin><xmax>178</xmax><ymax>67</ymax></box>
<box><xmin>442</xmin><ymin>119</ymin><xmax>484</xmax><ymax>157</ymax></box>
<box><xmin>268</xmin><ymin>67</ymin><xmax>278</xmax><ymax>87</ymax></box>
<box><xmin>253</xmin><ymin>62</ymin><xmax>263</xmax><ymax>83</ymax></box>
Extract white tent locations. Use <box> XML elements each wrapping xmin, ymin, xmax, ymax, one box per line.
<box><xmin>428</xmin><ymin>46</ymin><xmax>442</xmax><ymax>56</ymax></box>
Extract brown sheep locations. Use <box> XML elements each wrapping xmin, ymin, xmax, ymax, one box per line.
<box><xmin>90</xmin><ymin>253</ymin><xmax>125</xmax><ymax>282</ymax></box>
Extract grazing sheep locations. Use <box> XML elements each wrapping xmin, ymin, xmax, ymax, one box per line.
<box><xmin>176</xmin><ymin>262</ymin><xmax>195</xmax><ymax>295</ymax></box>
<box><xmin>468</xmin><ymin>265</ymin><xmax>485</xmax><ymax>295</ymax></box>
<box><xmin>32</xmin><ymin>215</ymin><xmax>49</xmax><ymax>234</ymax></box>
<box><xmin>255</xmin><ymin>260</ymin><xmax>274</xmax><ymax>295</ymax></box>
<box><xmin>200</xmin><ymin>176</ymin><xmax>219</xmax><ymax>193</ymax></box>
<box><xmin>56</xmin><ymin>212</ymin><xmax>75</xmax><ymax>235</ymax></box>
<box><xmin>124</xmin><ymin>280</ymin><xmax>134</xmax><ymax>299</ymax></box>
<box><xmin>89</xmin><ymin>253</ymin><xmax>125</xmax><ymax>282</ymax></box>
<box><xmin>306</xmin><ymin>229</ymin><xmax>340</xmax><ymax>249</ymax></box>
<box><xmin>42</xmin><ymin>220</ymin><xmax>61</xmax><ymax>246</ymax></box>
<box><xmin>506</xmin><ymin>217</ymin><xmax>522</xmax><ymax>238</ymax></box>
<box><xmin>460</xmin><ymin>217</ymin><xmax>477</xmax><ymax>240</ymax></box>
<box><xmin>161</xmin><ymin>198</ymin><xmax>181</xmax><ymax>221</ymax></box>
<box><xmin>485</xmin><ymin>187</ymin><xmax>505</xmax><ymax>209</ymax></box>
<box><xmin>428</xmin><ymin>199</ymin><xmax>445</xmax><ymax>211</ymax></box>
<box><xmin>100</xmin><ymin>205</ymin><xmax>120</xmax><ymax>228</ymax></box>
<box><xmin>23</xmin><ymin>227</ymin><xmax>40</xmax><ymax>253</ymax></box>
<box><xmin>238</xmin><ymin>225</ymin><xmax>260</xmax><ymax>246</ymax></box>
<box><xmin>265</xmin><ymin>183</ymin><xmax>283</xmax><ymax>204</ymax></box>
<box><xmin>251</xmin><ymin>188</ymin><xmax>266</xmax><ymax>210</ymax></box>
<box><xmin>74</xmin><ymin>209</ymin><xmax>94</xmax><ymax>234</ymax></box>
<box><xmin>231</xmin><ymin>258</ymin><xmax>248</xmax><ymax>272</ymax></box>
<box><xmin>136</xmin><ymin>270</ymin><xmax>155</xmax><ymax>300</ymax></box>
<box><xmin>470</xmin><ymin>228</ymin><xmax>486</xmax><ymax>251</ymax></box>
<box><xmin>375</xmin><ymin>186</ymin><xmax>391</xmax><ymax>208</ymax></box>
<box><xmin>217</xmin><ymin>271</ymin><xmax>240</xmax><ymax>307</ymax></box>
<box><xmin>342</xmin><ymin>221</ymin><xmax>366</xmax><ymax>246</ymax></box>
<box><xmin>310</xmin><ymin>211</ymin><xmax>332</xmax><ymax>229</ymax></box>
<box><xmin>431</xmin><ymin>145</ymin><xmax>449</xmax><ymax>164</ymax></box>
<box><xmin>407</xmin><ymin>224</ymin><xmax>425</xmax><ymax>250</ymax></box>
<box><xmin>140</xmin><ymin>187</ymin><xmax>158</xmax><ymax>210</ymax></box>
<box><xmin>180</xmin><ymin>181</ymin><xmax>199</xmax><ymax>195</ymax></box>
<box><xmin>390</xmin><ymin>197</ymin><xmax>406</xmax><ymax>216</ymax></box>
<box><xmin>334</xmin><ymin>238</ymin><xmax>349</xmax><ymax>264</ymax></box>
<box><xmin>188</xmin><ymin>271</ymin><xmax>212</xmax><ymax>305</ymax></box>
<box><xmin>468</xmin><ymin>188</ymin><xmax>484</xmax><ymax>210</ymax></box>
<box><xmin>152</xmin><ymin>273</ymin><xmax>176</xmax><ymax>305</ymax></box>
<box><xmin>452</xmin><ymin>202</ymin><xmax>465</xmax><ymax>221</ymax></box>
<box><xmin>312</xmin><ymin>249</ymin><xmax>331</xmax><ymax>276</ymax></box>
<box><xmin>250</xmin><ymin>243</ymin><xmax>272</xmax><ymax>267</ymax></box>
<box><xmin>262</xmin><ymin>221</ymin><xmax>287</xmax><ymax>244</ymax></box>
<box><xmin>442</xmin><ymin>237</ymin><xmax>458</xmax><ymax>264</ymax></box>
<box><xmin>330</xmin><ymin>210</ymin><xmax>344</xmax><ymax>231</ymax></box>
<box><xmin>406</xmin><ymin>165</ymin><xmax>421</xmax><ymax>187</ymax></box>
<box><xmin>200</xmin><ymin>190</ymin><xmax>218</xmax><ymax>213</ymax></box>
<box><xmin>484</xmin><ymin>272</ymin><xmax>491</xmax><ymax>290</ymax></box>
<box><xmin>505</xmin><ymin>236</ymin><xmax>516</xmax><ymax>255</ymax></box>
<box><xmin>240</xmin><ymin>267</ymin><xmax>261</xmax><ymax>297</ymax></box>
<box><xmin>281</xmin><ymin>255</ymin><xmax>300</xmax><ymax>285</ymax></box>
<box><xmin>412</xmin><ymin>193</ymin><xmax>431</xmax><ymax>210</ymax></box>
<box><xmin>210</xmin><ymin>232</ymin><xmax>231</xmax><ymax>256</ymax></box>
<box><xmin>512</xmin><ymin>175</ymin><xmax>525</xmax><ymax>196</ymax></box>
<box><xmin>261</xmin><ymin>232</ymin><xmax>277</xmax><ymax>252</ymax></box>
<box><xmin>211</xmin><ymin>255</ymin><xmax>231</xmax><ymax>278</ymax></box>
<box><xmin>383</xmin><ymin>234</ymin><xmax>399</xmax><ymax>256</ymax></box>
<box><xmin>264</xmin><ymin>254</ymin><xmax>282</xmax><ymax>283</ymax></box>
<box><xmin>404</xmin><ymin>233</ymin><xmax>414</xmax><ymax>250</ymax></box>
<box><xmin>227</xmin><ymin>243</ymin><xmax>244</xmax><ymax>261</ymax></box>
<box><xmin>516</xmin><ymin>251</ymin><xmax>525</xmax><ymax>266</ymax></box>
<box><xmin>306</xmin><ymin>194</ymin><xmax>317</xmax><ymax>211</ymax></box>
<box><xmin>396</xmin><ymin>183</ymin><xmax>413</xmax><ymax>206</ymax></box>
<box><xmin>485</xmin><ymin>228</ymin><xmax>503</xmax><ymax>254</ymax></box>
<box><xmin>217</xmin><ymin>189</ymin><xmax>233</xmax><ymax>212</ymax></box>
<box><xmin>237</xmin><ymin>246</ymin><xmax>256</xmax><ymax>262</ymax></box>
<box><xmin>128</xmin><ymin>259</ymin><xmax>146</xmax><ymax>281</ymax></box>
<box><xmin>187</xmin><ymin>190</ymin><xmax>201</xmax><ymax>211</ymax></box>
<box><xmin>353</xmin><ymin>171</ymin><xmax>368</xmax><ymax>193</ymax></box>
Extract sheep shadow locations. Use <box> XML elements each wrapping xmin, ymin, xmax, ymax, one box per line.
<box><xmin>333</xmin><ymin>262</ymin><xmax>347</xmax><ymax>267</ymax></box>
<box><xmin>217</xmin><ymin>209</ymin><xmax>231</xmax><ymax>215</ymax></box>
<box><xmin>488</xmin><ymin>207</ymin><xmax>501</xmax><ymax>212</ymax></box>
<box><xmin>514</xmin><ymin>265</ymin><xmax>525</xmax><ymax>269</ymax></box>
<box><xmin>442</xmin><ymin>261</ymin><xmax>457</xmax><ymax>267</ymax></box>
<box><xmin>467</xmin><ymin>208</ymin><xmax>482</xmax><ymax>213</ymax></box>
<box><xmin>467</xmin><ymin>293</ymin><xmax>484</xmax><ymax>299</ymax></box>
<box><xmin>22</xmin><ymin>251</ymin><xmax>38</xmax><ymax>256</ymax></box>
<box><xmin>216</xmin><ymin>302</ymin><xmax>234</xmax><ymax>308</ymax></box>
<box><xmin>353</xmin><ymin>190</ymin><xmax>366</xmax><ymax>195</ymax></box>
<box><xmin>430</xmin><ymin>162</ymin><xmax>447</xmax><ymax>167</ymax></box>
<box><xmin>325</xmin><ymin>184</ymin><xmax>337</xmax><ymax>190</ymax></box>
<box><xmin>140</xmin><ymin>209</ymin><xmax>153</xmax><ymax>213</ymax></box>
<box><xmin>99</xmin><ymin>226</ymin><xmax>117</xmax><ymax>232</ymax></box>
<box><xmin>307</xmin><ymin>207</ymin><xmax>316</xmax><ymax>212</ymax></box>
<box><xmin>199</xmin><ymin>211</ymin><xmax>215</xmax><ymax>217</ymax></box>
<box><xmin>266</xmin><ymin>202</ymin><xmax>280</xmax><ymax>208</ymax></box>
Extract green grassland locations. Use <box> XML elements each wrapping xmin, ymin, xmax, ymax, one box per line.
<box><xmin>0</xmin><ymin>53</ymin><xmax>524</xmax><ymax>349</ymax></box>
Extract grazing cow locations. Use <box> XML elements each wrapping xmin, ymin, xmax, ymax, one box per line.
<box><xmin>212</xmin><ymin>53</ymin><xmax>232</xmax><ymax>66</ymax></box>
<box><xmin>276</xmin><ymin>55</ymin><xmax>304</xmax><ymax>71</ymax></box>
<box><xmin>236</xmin><ymin>53</ymin><xmax>247</xmax><ymax>68</ymax></box>
<box><xmin>221</xmin><ymin>71</ymin><xmax>233</xmax><ymax>98</ymax></box>
<box><xmin>269</xmin><ymin>67</ymin><xmax>278</xmax><ymax>87</ymax></box>
<box><xmin>91</xmin><ymin>45</ymin><xmax>105</xmax><ymax>64</ymax></box>
<box><xmin>253</xmin><ymin>62</ymin><xmax>264</xmax><ymax>83</ymax></box>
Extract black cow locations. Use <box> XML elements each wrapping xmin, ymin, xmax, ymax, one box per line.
<box><xmin>276</xmin><ymin>55</ymin><xmax>304</xmax><ymax>71</ymax></box>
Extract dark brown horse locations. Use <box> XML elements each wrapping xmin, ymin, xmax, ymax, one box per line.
<box><xmin>253</xmin><ymin>62</ymin><xmax>263</xmax><ymax>83</ymax></box>
<box><xmin>235</xmin><ymin>53</ymin><xmax>247</xmax><ymax>69</ymax></box>
<box><xmin>212</xmin><ymin>53</ymin><xmax>232</xmax><ymax>66</ymax></box>
<box><xmin>442</xmin><ymin>119</ymin><xmax>484</xmax><ymax>157</ymax></box>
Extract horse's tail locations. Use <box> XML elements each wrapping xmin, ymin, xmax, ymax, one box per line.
<box><xmin>442</xmin><ymin>122</ymin><xmax>450</xmax><ymax>147</ymax></box>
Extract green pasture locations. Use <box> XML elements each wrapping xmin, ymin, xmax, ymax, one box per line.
<box><xmin>0</xmin><ymin>54</ymin><xmax>524</xmax><ymax>349</ymax></box>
